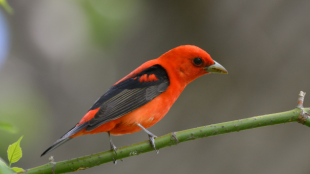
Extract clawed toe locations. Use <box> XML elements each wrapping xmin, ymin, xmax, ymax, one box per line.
<box><xmin>149</xmin><ymin>134</ymin><xmax>159</xmax><ymax>154</ymax></box>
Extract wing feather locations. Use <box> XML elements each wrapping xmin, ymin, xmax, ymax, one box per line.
<box><xmin>85</xmin><ymin>65</ymin><xmax>169</xmax><ymax>131</ymax></box>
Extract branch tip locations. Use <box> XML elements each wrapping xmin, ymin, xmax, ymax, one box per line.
<box><xmin>296</xmin><ymin>91</ymin><xmax>309</xmax><ymax>124</ymax></box>
<box><xmin>297</xmin><ymin>91</ymin><xmax>306</xmax><ymax>109</ymax></box>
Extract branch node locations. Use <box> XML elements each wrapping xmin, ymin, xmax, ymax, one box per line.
<box><xmin>296</xmin><ymin>91</ymin><xmax>310</xmax><ymax>124</ymax></box>
<box><xmin>297</xmin><ymin>109</ymin><xmax>310</xmax><ymax>124</ymax></box>
<box><xmin>49</xmin><ymin>156</ymin><xmax>56</xmax><ymax>174</ymax></box>
<box><xmin>171</xmin><ymin>132</ymin><xmax>179</xmax><ymax>143</ymax></box>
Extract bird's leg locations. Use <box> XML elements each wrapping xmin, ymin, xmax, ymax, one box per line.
<box><xmin>108</xmin><ymin>132</ymin><xmax>118</xmax><ymax>164</ymax></box>
<box><xmin>108</xmin><ymin>132</ymin><xmax>117</xmax><ymax>154</ymax></box>
<box><xmin>136</xmin><ymin>123</ymin><xmax>159</xmax><ymax>154</ymax></box>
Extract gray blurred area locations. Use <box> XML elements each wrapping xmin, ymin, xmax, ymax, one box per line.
<box><xmin>1</xmin><ymin>0</ymin><xmax>310</xmax><ymax>174</ymax></box>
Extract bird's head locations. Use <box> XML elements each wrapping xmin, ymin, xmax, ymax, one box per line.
<box><xmin>158</xmin><ymin>45</ymin><xmax>228</xmax><ymax>85</ymax></box>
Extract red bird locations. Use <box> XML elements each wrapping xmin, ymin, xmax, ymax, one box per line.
<box><xmin>41</xmin><ymin>45</ymin><xmax>227</xmax><ymax>157</ymax></box>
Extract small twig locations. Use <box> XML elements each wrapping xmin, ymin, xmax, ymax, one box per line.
<box><xmin>49</xmin><ymin>156</ymin><xmax>56</xmax><ymax>174</ymax></box>
<box><xmin>297</xmin><ymin>91</ymin><xmax>306</xmax><ymax>109</ymax></box>
<box><xmin>296</xmin><ymin>91</ymin><xmax>310</xmax><ymax>124</ymax></box>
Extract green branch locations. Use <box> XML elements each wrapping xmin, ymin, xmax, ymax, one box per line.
<box><xmin>21</xmin><ymin>92</ymin><xmax>310</xmax><ymax>174</ymax></box>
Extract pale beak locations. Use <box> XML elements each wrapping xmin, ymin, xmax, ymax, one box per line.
<box><xmin>204</xmin><ymin>60</ymin><xmax>228</xmax><ymax>74</ymax></box>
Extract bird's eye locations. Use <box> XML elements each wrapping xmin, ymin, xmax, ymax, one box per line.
<box><xmin>193</xmin><ymin>58</ymin><xmax>203</xmax><ymax>66</ymax></box>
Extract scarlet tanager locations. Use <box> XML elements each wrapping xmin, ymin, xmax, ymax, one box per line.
<box><xmin>41</xmin><ymin>45</ymin><xmax>228</xmax><ymax>157</ymax></box>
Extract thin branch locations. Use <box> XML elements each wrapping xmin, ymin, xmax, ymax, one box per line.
<box><xmin>22</xmin><ymin>92</ymin><xmax>310</xmax><ymax>174</ymax></box>
<box><xmin>297</xmin><ymin>91</ymin><xmax>306</xmax><ymax>109</ymax></box>
<box><xmin>296</xmin><ymin>91</ymin><xmax>310</xmax><ymax>125</ymax></box>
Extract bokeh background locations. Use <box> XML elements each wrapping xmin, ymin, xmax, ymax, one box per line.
<box><xmin>1</xmin><ymin>1</ymin><xmax>310</xmax><ymax>174</ymax></box>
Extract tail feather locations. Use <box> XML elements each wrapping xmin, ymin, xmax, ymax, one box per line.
<box><xmin>41</xmin><ymin>122</ymin><xmax>89</xmax><ymax>157</ymax></box>
<box><xmin>41</xmin><ymin>138</ymin><xmax>71</xmax><ymax>157</ymax></box>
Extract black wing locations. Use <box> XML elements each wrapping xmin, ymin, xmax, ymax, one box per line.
<box><xmin>85</xmin><ymin>65</ymin><xmax>170</xmax><ymax>131</ymax></box>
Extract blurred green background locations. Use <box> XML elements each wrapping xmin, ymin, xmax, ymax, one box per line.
<box><xmin>1</xmin><ymin>1</ymin><xmax>310</xmax><ymax>174</ymax></box>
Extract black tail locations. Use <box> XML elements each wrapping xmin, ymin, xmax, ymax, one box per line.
<box><xmin>40</xmin><ymin>138</ymin><xmax>71</xmax><ymax>157</ymax></box>
<box><xmin>41</xmin><ymin>122</ymin><xmax>89</xmax><ymax>157</ymax></box>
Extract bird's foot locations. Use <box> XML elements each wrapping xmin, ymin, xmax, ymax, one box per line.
<box><xmin>108</xmin><ymin>132</ymin><xmax>118</xmax><ymax>164</ymax></box>
<box><xmin>148</xmin><ymin>134</ymin><xmax>159</xmax><ymax>154</ymax></box>
<box><xmin>112</xmin><ymin>157</ymin><xmax>117</xmax><ymax>165</ymax></box>
<box><xmin>110</xmin><ymin>141</ymin><xmax>118</xmax><ymax>164</ymax></box>
<box><xmin>110</xmin><ymin>141</ymin><xmax>118</xmax><ymax>155</ymax></box>
<box><xmin>135</xmin><ymin>123</ymin><xmax>159</xmax><ymax>154</ymax></box>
